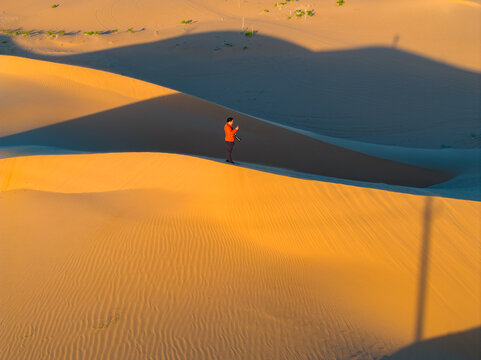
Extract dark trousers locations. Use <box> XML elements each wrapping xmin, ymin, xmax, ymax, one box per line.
<box><xmin>225</xmin><ymin>141</ymin><xmax>235</xmax><ymax>162</ymax></box>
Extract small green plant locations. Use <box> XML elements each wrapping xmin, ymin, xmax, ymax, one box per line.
<box><xmin>337</xmin><ymin>0</ymin><xmax>345</xmax><ymax>6</ymax></box>
<box><xmin>294</xmin><ymin>9</ymin><xmax>315</xmax><ymax>17</ymax></box>
<box><xmin>1</xmin><ymin>29</ymin><xmax>21</xmax><ymax>36</ymax></box>
<box><xmin>46</xmin><ymin>30</ymin><xmax>59</xmax><ymax>38</ymax></box>
<box><xmin>440</xmin><ymin>144</ymin><xmax>452</xmax><ymax>149</ymax></box>
<box><xmin>84</xmin><ymin>30</ymin><xmax>102</xmax><ymax>35</ymax></box>
<box><xmin>113</xmin><ymin>29</ymin><xmax>118</xmax><ymax>33</ymax></box>
<box><xmin>22</xmin><ymin>30</ymin><xmax>31</xmax><ymax>37</ymax></box>
<box><xmin>1</xmin><ymin>40</ymin><xmax>7</xmax><ymax>44</ymax></box>
<box><xmin>263</xmin><ymin>9</ymin><xmax>270</xmax><ymax>13</ymax></box>
<box><xmin>244</xmin><ymin>30</ymin><xmax>254</xmax><ymax>37</ymax></box>
<box><xmin>127</xmin><ymin>28</ymin><xmax>134</xmax><ymax>33</ymax></box>
<box><xmin>180</xmin><ymin>20</ymin><xmax>193</xmax><ymax>24</ymax></box>
<box><xmin>275</xmin><ymin>2</ymin><xmax>286</xmax><ymax>7</ymax></box>
<box><xmin>59</xmin><ymin>30</ymin><xmax>65</xmax><ymax>36</ymax></box>
<box><xmin>243</xmin><ymin>46</ymin><xmax>248</xmax><ymax>50</ymax></box>
<box><xmin>224</xmin><ymin>41</ymin><xmax>233</xmax><ymax>47</ymax></box>
<box><xmin>51</xmin><ymin>4</ymin><xmax>60</xmax><ymax>8</ymax></box>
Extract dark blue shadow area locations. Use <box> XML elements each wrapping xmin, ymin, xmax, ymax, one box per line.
<box><xmin>0</xmin><ymin>94</ymin><xmax>452</xmax><ymax>187</ymax></box>
<box><xmin>3</xmin><ymin>31</ymin><xmax>480</xmax><ymax>148</ymax></box>
<box><xmin>382</xmin><ymin>326</ymin><xmax>481</xmax><ymax>360</ymax></box>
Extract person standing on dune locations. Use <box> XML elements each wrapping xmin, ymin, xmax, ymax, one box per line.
<box><xmin>224</xmin><ymin>117</ymin><xmax>239</xmax><ymax>164</ymax></box>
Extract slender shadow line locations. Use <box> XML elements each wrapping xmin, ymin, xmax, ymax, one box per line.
<box><xmin>415</xmin><ymin>196</ymin><xmax>433</xmax><ymax>342</ymax></box>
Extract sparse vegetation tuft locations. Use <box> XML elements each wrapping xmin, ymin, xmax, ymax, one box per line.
<box><xmin>180</xmin><ymin>20</ymin><xmax>193</xmax><ymax>24</ymax></box>
<box><xmin>295</xmin><ymin>9</ymin><xmax>315</xmax><ymax>17</ymax></box>
<box><xmin>51</xmin><ymin>4</ymin><xmax>60</xmax><ymax>8</ymax></box>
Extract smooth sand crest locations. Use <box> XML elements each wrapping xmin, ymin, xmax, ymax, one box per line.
<box><xmin>0</xmin><ymin>152</ymin><xmax>480</xmax><ymax>359</ymax></box>
<box><xmin>0</xmin><ymin>55</ymin><xmax>175</xmax><ymax>137</ymax></box>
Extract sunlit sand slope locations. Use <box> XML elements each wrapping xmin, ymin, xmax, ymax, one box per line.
<box><xmin>0</xmin><ymin>55</ymin><xmax>174</xmax><ymax>137</ymax></box>
<box><xmin>0</xmin><ymin>152</ymin><xmax>480</xmax><ymax>359</ymax></box>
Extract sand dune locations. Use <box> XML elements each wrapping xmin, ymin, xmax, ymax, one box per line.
<box><xmin>0</xmin><ymin>152</ymin><xmax>480</xmax><ymax>359</ymax></box>
<box><xmin>0</xmin><ymin>56</ymin><xmax>454</xmax><ymax>188</ymax></box>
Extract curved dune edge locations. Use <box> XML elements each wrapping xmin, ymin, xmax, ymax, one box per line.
<box><xmin>0</xmin><ymin>55</ymin><xmax>176</xmax><ymax>100</ymax></box>
<box><xmin>0</xmin><ymin>152</ymin><xmax>479</xmax><ymax>359</ymax></box>
<box><xmin>455</xmin><ymin>0</ymin><xmax>481</xmax><ymax>7</ymax></box>
<box><xmin>0</xmin><ymin>55</ymin><xmax>178</xmax><ymax>138</ymax></box>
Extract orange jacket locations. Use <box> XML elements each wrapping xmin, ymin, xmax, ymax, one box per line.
<box><xmin>224</xmin><ymin>123</ymin><xmax>238</xmax><ymax>142</ymax></box>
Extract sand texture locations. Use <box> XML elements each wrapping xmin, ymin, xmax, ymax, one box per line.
<box><xmin>1</xmin><ymin>152</ymin><xmax>480</xmax><ymax>359</ymax></box>
<box><xmin>1</xmin><ymin>0</ymin><xmax>480</xmax><ymax>359</ymax></box>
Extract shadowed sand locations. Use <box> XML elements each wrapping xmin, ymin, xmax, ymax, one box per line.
<box><xmin>6</xmin><ymin>36</ymin><xmax>480</xmax><ymax>150</ymax></box>
<box><xmin>383</xmin><ymin>326</ymin><xmax>481</xmax><ymax>360</ymax></box>
<box><xmin>1</xmin><ymin>152</ymin><xmax>480</xmax><ymax>359</ymax></box>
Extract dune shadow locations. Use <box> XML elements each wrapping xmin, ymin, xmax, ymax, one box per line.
<box><xmin>4</xmin><ymin>31</ymin><xmax>479</xmax><ymax>149</ymax></box>
<box><xmin>382</xmin><ymin>326</ymin><xmax>481</xmax><ymax>360</ymax></box>
<box><xmin>0</xmin><ymin>93</ymin><xmax>453</xmax><ymax>187</ymax></box>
